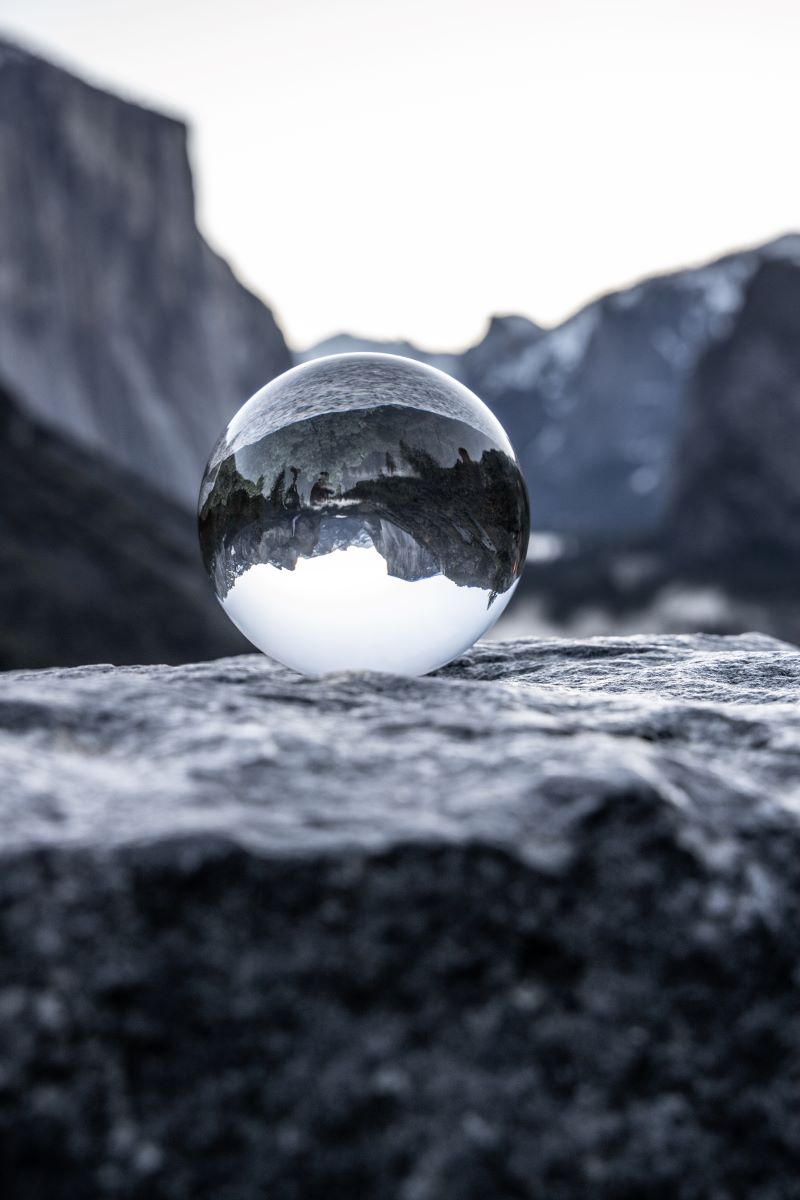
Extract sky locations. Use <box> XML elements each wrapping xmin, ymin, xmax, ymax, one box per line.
<box><xmin>2</xmin><ymin>0</ymin><xmax>799</xmax><ymax>350</ymax></box>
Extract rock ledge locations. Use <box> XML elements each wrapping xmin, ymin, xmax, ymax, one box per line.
<box><xmin>2</xmin><ymin>634</ymin><xmax>800</xmax><ymax>1198</ymax></box>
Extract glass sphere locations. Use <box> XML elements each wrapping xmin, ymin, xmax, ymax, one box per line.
<box><xmin>198</xmin><ymin>353</ymin><xmax>530</xmax><ymax>675</ymax></box>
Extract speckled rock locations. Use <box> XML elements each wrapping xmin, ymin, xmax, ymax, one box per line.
<box><xmin>2</xmin><ymin>634</ymin><xmax>800</xmax><ymax>1199</ymax></box>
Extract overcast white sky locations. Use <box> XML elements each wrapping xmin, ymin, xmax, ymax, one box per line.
<box><xmin>2</xmin><ymin>0</ymin><xmax>799</xmax><ymax>349</ymax></box>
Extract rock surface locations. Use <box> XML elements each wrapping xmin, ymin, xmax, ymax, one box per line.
<box><xmin>0</xmin><ymin>39</ymin><xmax>291</xmax><ymax>509</ymax></box>
<box><xmin>2</xmin><ymin>635</ymin><xmax>800</xmax><ymax>1198</ymax></box>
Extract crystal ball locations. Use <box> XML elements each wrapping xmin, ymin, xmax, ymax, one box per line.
<box><xmin>198</xmin><ymin>353</ymin><xmax>530</xmax><ymax>675</ymax></box>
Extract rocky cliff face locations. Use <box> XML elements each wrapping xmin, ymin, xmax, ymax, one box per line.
<box><xmin>0</xmin><ymin>378</ymin><xmax>246</xmax><ymax>668</ymax></box>
<box><xmin>0</xmin><ymin>40</ymin><xmax>291</xmax><ymax>509</ymax></box>
<box><xmin>2</xmin><ymin>634</ymin><xmax>800</xmax><ymax>1197</ymax></box>
<box><xmin>670</xmin><ymin>254</ymin><xmax>800</xmax><ymax>562</ymax></box>
<box><xmin>456</xmin><ymin>244</ymin><xmax>800</xmax><ymax>539</ymax></box>
<box><xmin>460</xmin><ymin>313</ymin><xmax>542</xmax><ymax>409</ymax></box>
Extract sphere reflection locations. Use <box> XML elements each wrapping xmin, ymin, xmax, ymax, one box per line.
<box><xmin>198</xmin><ymin>353</ymin><xmax>529</xmax><ymax>675</ymax></box>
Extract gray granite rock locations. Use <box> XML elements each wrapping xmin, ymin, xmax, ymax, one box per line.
<box><xmin>2</xmin><ymin>634</ymin><xmax>800</xmax><ymax>1198</ymax></box>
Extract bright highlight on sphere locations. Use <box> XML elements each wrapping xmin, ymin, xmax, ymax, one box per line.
<box><xmin>198</xmin><ymin>353</ymin><xmax>530</xmax><ymax>675</ymax></box>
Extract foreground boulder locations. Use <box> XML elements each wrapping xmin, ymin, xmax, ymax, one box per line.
<box><xmin>2</xmin><ymin>635</ymin><xmax>800</xmax><ymax>1198</ymax></box>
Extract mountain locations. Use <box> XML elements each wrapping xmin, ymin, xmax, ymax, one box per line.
<box><xmin>0</xmin><ymin>39</ymin><xmax>291</xmax><ymax>509</ymax></box>
<box><xmin>299</xmin><ymin>319</ymin><xmax>543</xmax><ymax>424</ymax></box>
<box><xmin>301</xmin><ymin>240</ymin><xmax>800</xmax><ymax>544</ymax></box>
<box><xmin>670</xmin><ymin>253</ymin><xmax>800</xmax><ymax>563</ymax></box>
<box><xmin>459</xmin><ymin>241</ymin><xmax>800</xmax><ymax>540</ymax></box>
<box><xmin>3</xmin><ymin>36</ymin><xmax>800</xmax><ymax>662</ymax></box>
<box><xmin>461</xmin><ymin>314</ymin><xmax>542</xmax><ymax>390</ymax></box>
<box><xmin>0</xmin><ymin>377</ymin><xmax>247</xmax><ymax>669</ymax></box>
<box><xmin>459</xmin><ymin>314</ymin><xmax>543</xmax><ymax>467</ymax></box>
<box><xmin>491</xmin><ymin>248</ymin><xmax>800</xmax><ymax>648</ymax></box>
<box><xmin>299</xmin><ymin>333</ymin><xmax>464</xmax><ymax>381</ymax></box>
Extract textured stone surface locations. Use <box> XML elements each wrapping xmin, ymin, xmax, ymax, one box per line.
<box><xmin>2</xmin><ymin>635</ymin><xmax>800</xmax><ymax>1198</ymax></box>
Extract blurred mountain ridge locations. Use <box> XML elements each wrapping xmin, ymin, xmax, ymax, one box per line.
<box><xmin>2</xmin><ymin>34</ymin><xmax>800</xmax><ymax>662</ymax></box>
<box><xmin>0</xmin><ymin>36</ymin><xmax>291</xmax><ymax>510</ymax></box>
<box><xmin>671</xmin><ymin>254</ymin><xmax>800</xmax><ymax>562</ymax></box>
<box><xmin>303</xmin><ymin>235</ymin><xmax>800</xmax><ymax>543</ymax></box>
